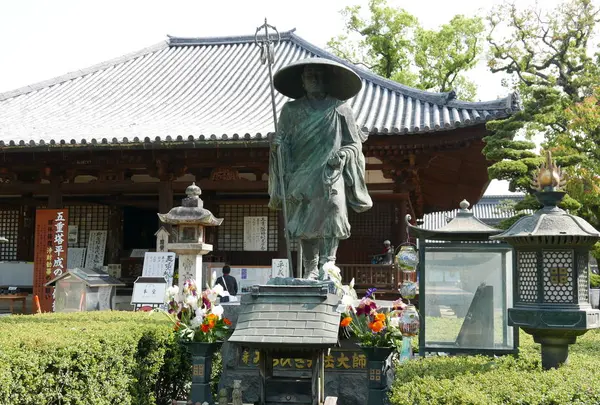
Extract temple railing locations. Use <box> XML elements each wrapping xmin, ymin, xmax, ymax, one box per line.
<box><xmin>337</xmin><ymin>264</ymin><xmax>401</xmax><ymax>295</ymax></box>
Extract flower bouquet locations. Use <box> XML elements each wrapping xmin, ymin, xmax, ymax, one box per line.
<box><xmin>338</xmin><ymin>289</ymin><xmax>406</xmax><ymax>349</ymax></box>
<box><xmin>164</xmin><ymin>279</ymin><xmax>232</xmax><ymax>343</ymax></box>
<box><xmin>326</xmin><ymin>263</ymin><xmax>405</xmax><ymax>350</ymax></box>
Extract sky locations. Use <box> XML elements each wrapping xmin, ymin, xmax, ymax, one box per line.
<box><xmin>0</xmin><ymin>0</ymin><xmax>561</xmax><ymax>195</ymax></box>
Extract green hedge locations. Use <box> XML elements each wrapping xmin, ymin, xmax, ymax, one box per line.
<box><xmin>0</xmin><ymin>311</ymin><xmax>191</xmax><ymax>405</ymax></box>
<box><xmin>390</xmin><ymin>329</ymin><xmax>600</xmax><ymax>404</ymax></box>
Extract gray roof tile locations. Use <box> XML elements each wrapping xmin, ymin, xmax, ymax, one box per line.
<box><xmin>0</xmin><ymin>30</ymin><xmax>520</xmax><ymax>149</ymax></box>
<box><xmin>229</xmin><ymin>285</ymin><xmax>341</xmax><ymax>349</ymax></box>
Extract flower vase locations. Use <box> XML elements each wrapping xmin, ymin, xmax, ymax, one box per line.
<box><xmin>361</xmin><ymin>346</ymin><xmax>395</xmax><ymax>405</ymax></box>
<box><xmin>186</xmin><ymin>341</ymin><xmax>221</xmax><ymax>405</ymax></box>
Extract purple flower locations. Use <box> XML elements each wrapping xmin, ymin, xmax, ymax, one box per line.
<box><xmin>365</xmin><ymin>288</ymin><xmax>377</xmax><ymax>299</ymax></box>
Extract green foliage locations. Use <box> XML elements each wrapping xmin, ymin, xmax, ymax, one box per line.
<box><xmin>590</xmin><ymin>272</ymin><xmax>600</xmax><ymax>288</ymax></box>
<box><xmin>390</xmin><ymin>330</ymin><xmax>600</xmax><ymax>404</ymax></box>
<box><xmin>484</xmin><ymin>0</ymin><xmax>600</xmax><ymax>227</ymax></box>
<box><xmin>327</xmin><ymin>0</ymin><xmax>484</xmax><ymax>100</ymax></box>
<box><xmin>0</xmin><ymin>311</ymin><xmax>193</xmax><ymax>405</ymax></box>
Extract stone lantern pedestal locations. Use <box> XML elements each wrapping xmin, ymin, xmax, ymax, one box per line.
<box><xmin>158</xmin><ymin>183</ymin><xmax>223</xmax><ymax>290</ymax></box>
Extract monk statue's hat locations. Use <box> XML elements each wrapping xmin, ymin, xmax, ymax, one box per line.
<box><xmin>273</xmin><ymin>57</ymin><xmax>362</xmax><ymax>101</ymax></box>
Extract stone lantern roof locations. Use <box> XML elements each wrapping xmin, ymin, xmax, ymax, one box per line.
<box><xmin>407</xmin><ymin>199</ymin><xmax>502</xmax><ymax>241</ymax></box>
<box><xmin>491</xmin><ymin>149</ymin><xmax>600</xmax><ymax>246</ymax></box>
<box><xmin>490</xmin><ymin>191</ymin><xmax>600</xmax><ymax>246</ymax></box>
<box><xmin>157</xmin><ymin>182</ymin><xmax>223</xmax><ymax>226</ymax></box>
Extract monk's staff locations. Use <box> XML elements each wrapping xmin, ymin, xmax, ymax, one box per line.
<box><xmin>254</xmin><ymin>19</ymin><xmax>294</xmax><ymax>276</ymax></box>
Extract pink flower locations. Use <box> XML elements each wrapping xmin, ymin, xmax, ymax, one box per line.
<box><xmin>356</xmin><ymin>297</ymin><xmax>377</xmax><ymax>316</ymax></box>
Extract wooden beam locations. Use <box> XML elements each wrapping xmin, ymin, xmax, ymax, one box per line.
<box><xmin>0</xmin><ymin>181</ymin><xmax>397</xmax><ymax>195</ymax></box>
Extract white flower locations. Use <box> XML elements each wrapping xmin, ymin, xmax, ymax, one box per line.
<box><xmin>195</xmin><ymin>307</ymin><xmax>206</xmax><ymax>319</ymax></box>
<box><xmin>190</xmin><ymin>317</ymin><xmax>203</xmax><ymax>329</ymax></box>
<box><xmin>212</xmin><ymin>304</ymin><xmax>224</xmax><ymax>319</ymax></box>
<box><xmin>166</xmin><ymin>285</ymin><xmax>179</xmax><ymax>298</ymax></box>
<box><xmin>207</xmin><ymin>284</ymin><xmax>224</xmax><ymax>302</ymax></box>
<box><xmin>185</xmin><ymin>295</ymin><xmax>199</xmax><ymax>310</ymax></box>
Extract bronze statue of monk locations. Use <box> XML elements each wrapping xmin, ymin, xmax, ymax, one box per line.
<box><xmin>268</xmin><ymin>58</ymin><xmax>373</xmax><ymax>279</ymax></box>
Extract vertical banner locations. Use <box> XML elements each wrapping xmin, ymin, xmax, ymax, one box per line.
<box><xmin>34</xmin><ymin>209</ymin><xmax>69</xmax><ymax>312</ymax></box>
<box><xmin>243</xmin><ymin>216</ymin><xmax>268</xmax><ymax>251</ymax></box>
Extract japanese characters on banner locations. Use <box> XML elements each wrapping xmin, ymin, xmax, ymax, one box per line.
<box><xmin>85</xmin><ymin>230</ymin><xmax>107</xmax><ymax>268</ymax></box>
<box><xmin>243</xmin><ymin>216</ymin><xmax>268</xmax><ymax>251</ymax></box>
<box><xmin>240</xmin><ymin>348</ymin><xmax>367</xmax><ymax>371</ymax></box>
<box><xmin>33</xmin><ymin>209</ymin><xmax>69</xmax><ymax>313</ymax></box>
<box><xmin>142</xmin><ymin>252</ymin><xmax>176</xmax><ymax>285</ymax></box>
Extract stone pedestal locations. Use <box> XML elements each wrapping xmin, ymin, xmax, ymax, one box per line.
<box><xmin>167</xmin><ymin>243</ymin><xmax>213</xmax><ymax>290</ymax></box>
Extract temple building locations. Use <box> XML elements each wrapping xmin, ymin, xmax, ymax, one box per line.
<box><xmin>0</xmin><ymin>29</ymin><xmax>519</xmax><ymax>285</ymax></box>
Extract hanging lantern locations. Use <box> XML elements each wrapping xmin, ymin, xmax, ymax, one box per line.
<box><xmin>399</xmin><ymin>281</ymin><xmax>418</xmax><ymax>300</ymax></box>
<box><xmin>397</xmin><ymin>245</ymin><xmax>418</xmax><ymax>285</ymax></box>
<box><xmin>397</xmin><ymin>304</ymin><xmax>420</xmax><ymax>362</ymax></box>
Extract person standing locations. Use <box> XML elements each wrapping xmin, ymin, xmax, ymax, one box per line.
<box><xmin>215</xmin><ymin>265</ymin><xmax>238</xmax><ymax>303</ymax></box>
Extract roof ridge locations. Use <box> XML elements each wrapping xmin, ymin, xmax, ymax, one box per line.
<box><xmin>288</xmin><ymin>32</ymin><xmax>519</xmax><ymax>110</ymax></box>
<box><xmin>167</xmin><ymin>28</ymin><xmax>297</xmax><ymax>46</ymax></box>
<box><xmin>0</xmin><ymin>41</ymin><xmax>169</xmax><ymax>102</ymax></box>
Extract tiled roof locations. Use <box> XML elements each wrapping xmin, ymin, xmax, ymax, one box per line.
<box><xmin>0</xmin><ymin>30</ymin><xmax>520</xmax><ymax>149</ymax></box>
<box><xmin>419</xmin><ymin>194</ymin><xmax>533</xmax><ymax>230</ymax></box>
<box><xmin>228</xmin><ymin>285</ymin><xmax>340</xmax><ymax>349</ymax></box>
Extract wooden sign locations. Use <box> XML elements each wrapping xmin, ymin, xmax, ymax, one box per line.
<box><xmin>34</xmin><ymin>209</ymin><xmax>69</xmax><ymax>312</ymax></box>
<box><xmin>155</xmin><ymin>226</ymin><xmax>170</xmax><ymax>252</ymax></box>
<box><xmin>243</xmin><ymin>216</ymin><xmax>268</xmax><ymax>251</ymax></box>
<box><xmin>85</xmin><ymin>230</ymin><xmax>107</xmax><ymax>268</ymax></box>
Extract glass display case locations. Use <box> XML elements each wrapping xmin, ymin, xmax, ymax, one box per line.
<box><xmin>407</xmin><ymin>199</ymin><xmax>518</xmax><ymax>356</ymax></box>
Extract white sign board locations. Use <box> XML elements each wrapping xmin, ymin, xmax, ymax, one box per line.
<box><xmin>271</xmin><ymin>259</ymin><xmax>290</xmax><ymax>278</ymax></box>
<box><xmin>85</xmin><ymin>231</ymin><xmax>107</xmax><ymax>268</ymax></box>
<box><xmin>67</xmin><ymin>248</ymin><xmax>86</xmax><ymax>269</ymax></box>
<box><xmin>142</xmin><ymin>252</ymin><xmax>176</xmax><ymax>285</ymax></box>
<box><xmin>131</xmin><ymin>279</ymin><xmax>168</xmax><ymax>305</ymax></box>
<box><xmin>243</xmin><ymin>216</ymin><xmax>268</xmax><ymax>251</ymax></box>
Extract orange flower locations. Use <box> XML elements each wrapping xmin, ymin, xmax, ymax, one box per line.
<box><xmin>369</xmin><ymin>320</ymin><xmax>384</xmax><ymax>333</ymax></box>
<box><xmin>374</xmin><ymin>313</ymin><xmax>386</xmax><ymax>323</ymax></box>
<box><xmin>208</xmin><ymin>320</ymin><xmax>215</xmax><ymax>329</ymax></box>
<box><xmin>174</xmin><ymin>321</ymin><xmax>181</xmax><ymax>332</ymax></box>
<box><xmin>340</xmin><ymin>317</ymin><xmax>352</xmax><ymax>327</ymax></box>
<box><xmin>201</xmin><ymin>323</ymin><xmax>210</xmax><ymax>333</ymax></box>
<box><xmin>206</xmin><ymin>314</ymin><xmax>218</xmax><ymax>322</ymax></box>
<box><xmin>223</xmin><ymin>318</ymin><xmax>232</xmax><ymax>326</ymax></box>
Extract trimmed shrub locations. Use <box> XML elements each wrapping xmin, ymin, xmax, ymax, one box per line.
<box><xmin>0</xmin><ymin>311</ymin><xmax>190</xmax><ymax>405</ymax></box>
<box><xmin>390</xmin><ymin>330</ymin><xmax>600</xmax><ymax>404</ymax></box>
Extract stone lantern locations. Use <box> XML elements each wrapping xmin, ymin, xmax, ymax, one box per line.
<box><xmin>158</xmin><ymin>183</ymin><xmax>223</xmax><ymax>290</ymax></box>
<box><xmin>491</xmin><ymin>151</ymin><xmax>600</xmax><ymax>369</ymax></box>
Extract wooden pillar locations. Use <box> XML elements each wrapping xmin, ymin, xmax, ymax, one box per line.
<box><xmin>158</xmin><ymin>180</ymin><xmax>173</xmax><ymax>233</ymax></box>
<box><xmin>107</xmin><ymin>203</ymin><xmax>123</xmax><ymax>264</ymax></box>
<box><xmin>17</xmin><ymin>197</ymin><xmax>35</xmax><ymax>261</ymax></box>
<box><xmin>48</xmin><ymin>176</ymin><xmax>63</xmax><ymax>209</ymax></box>
<box><xmin>398</xmin><ymin>198</ymin><xmax>408</xmax><ymax>245</ymax></box>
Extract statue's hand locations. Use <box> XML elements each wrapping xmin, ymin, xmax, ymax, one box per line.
<box><xmin>270</xmin><ymin>135</ymin><xmax>283</xmax><ymax>151</ymax></box>
<box><xmin>327</xmin><ymin>153</ymin><xmax>343</xmax><ymax>168</ymax></box>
